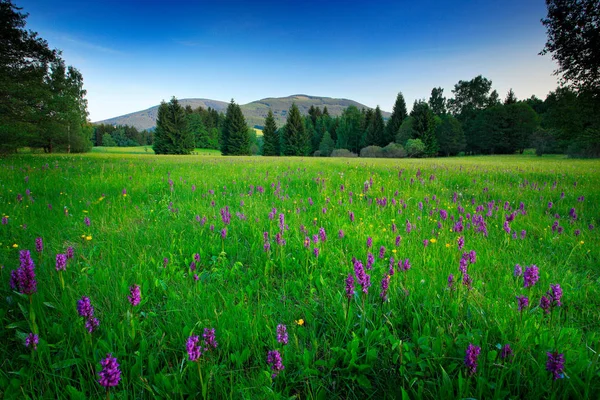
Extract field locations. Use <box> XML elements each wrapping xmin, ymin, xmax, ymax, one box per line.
<box><xmin>1</xmin><ymin>152</ymin><xmax>599</xmax><ymax>399</ymax></box>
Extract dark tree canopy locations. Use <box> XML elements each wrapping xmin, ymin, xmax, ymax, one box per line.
<box><xmin>384</xmin><ymin>92</ymin><xmax>408</xmax><ymax>145</ymax></box>
<box><xmin>541</xmin><ymin>0</ymin><xmax>600</xmax><ymax>91</ymax></box>
<box><xmin>221</xmin><ymin>99</ymin><xmax>250</xmax><ymax>156</ymax></box>
<box><xmin>153</xmin><ymin>97</ymin><xmax>194</xmax><ymax>155</ymax></box>
<box><xmin>504</xmin><ymin>89</ymin><xmax>517</xmax><ymax>105</ymax></box>
<box><xmin>428</xmin><ymin>87</ymin><xmax>447</xmax><ymax>115</ymax></box>
<box><xmin>262</xmin><ymin>109</ymin><xmax>279</xmax><ymax>156</ymax></box>
<box><xmin>282</xmin><ymin>103</ymin><xmax>308</xmax><ymax>156</ymax></box>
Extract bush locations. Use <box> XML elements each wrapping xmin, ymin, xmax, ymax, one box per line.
<box><xmin>313</xmin><ymin>150</ymin><xmax>322</xmax><ymax>157</ymax></box>
<box><xmin>382</xmin><ymin>143</ymin><xmax>407</xmax><ymax>158</ymax></box>
<box><xmin>406</xmin><ymin>139</ymin><xmax>425</xmax><ymax>158</ymax></box>
<box><xmin>331</xmin><ymin>149</ymin><xmax>358</xmax><ymax>158</ymax></box>
<box><xmin>360</xmin><ymin>145</ymin><xmax>383</xmax><ymax>158</ymax></box>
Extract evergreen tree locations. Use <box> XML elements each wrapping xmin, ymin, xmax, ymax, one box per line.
<box><xmin>318</xmin><ymin>131</ymin><xmax>335</xmax><ymax>156</ymax></box>
<box><xmin>222</xmin><ymin>99</ymin><xmax>250</xmax><ymax>155</ymax></box>
<box><xmin>322</xmin><ymin>106</ymin><xmax>330</xmax><ymax>117</ymax></box>
<box><xmin>384</xmin><ymin>92</ymin><xmax>408</xmax><ymax>145</ymax></box>
<box><xmin>428</xmin><ymin>87</ymin><xmax>447</xmax><ymax>115</ymax></box>
<box><xmin>504</xmin><ymin>89</ymin><xmax>517</xmax><ymax>105</ymax></box>
<box><xmin>488</xmin><ymin>90</ymin><xmax>501</xmax><ymax>107</ymax></box>
<box><xmin>152</xmin><ymin>97</ymin><xmax>194</xmax><ymax>155</ymax></box>
<box><xmin>435</xmin><ymin>114</ymin><xmax>466</xmax><ymax>156</ymax></box>
<box><xmin>262</xmin><ymin>109</ymin><xmax>279</xmax><ymax>156</ymax></box>
<box><xmin>410</xmin><ymin>100</ymin><xmax>438</xmax><ymax>156</ymax></box>
<box><xmin>282</xmin><ymin>103</ymin><xmax>307</xmax><ymax>156</ymax></box>
<box><xmin>366</xmin><ymin>106</ymin><xmax>385</xmax><ymax>146</ymax></box>
<box><xmin>336</xmin><ymin>105</ymin><xmax>364</xmax><ymax>153</ymax></box>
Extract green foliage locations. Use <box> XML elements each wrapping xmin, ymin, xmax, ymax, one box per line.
<box><xmin>504</xmin><ymin>89</ymin><xmax>517</xmax><ymax>105</ymax></box>
<box><xmin>366</xmin><ymin>106</ymin><xmax>385</xmax><ymax>147</ymax></box>
<box><xmin>385</xmin><ymin>92</ymin><xmax>408</xmax><ymax>145</ymax></box>
<box><xmin>436</xmin><ymin>114</ymin><xmax>466</xmax><ymax>156</ymax></box>
<box><xmin>428</xmin><ymin>87</ymin><xmax>447</xmax><ymax>115</ymax></box>
<box><xmin>336</xmin><ymin>105</ymin><xmax>365</xmax><ymax>154</ymax></box>
<box><xmin>318</xmin><ymin>131</ymin><xmax>335</xmax><ymax>156</ymax></box>
<box><xmin>282</xmin><ymin>103</ymin><xmax>308</xmax><ymax>156</ymax></box>
<box><xmin>102</xmin><ymin>133</ymin><xmax>117</xmax><ymax>146</ymax></box>
<box><xmin>405</xmin><ymin>138</ymin><xmax>426</xmax><ymax>157</ymax></box>
<box><xmin>262</xmin><ymin>110</ymin><xmax>279</xmax><ymax>156</ymax></box>
<box><xmin>221</xmin><ymin>99</ymin><xmax>250</xmax><ymax>156</ymax></box>
<box><xmin>396</xmin><ymin>117</ymin><xmax>416</xmax><ymax>146</ymax></box>
<box><xmin>410</xmin><ymin>101</ymin><xmax>438</xmax><ymax>156</ymax></box>
<box><xmin>541</xmin><ymin>0</ymin><xmax>600</xmax><ymax>91</ymax></box>
<box><xmin>152</xmin><ymin>97</ymin><xmax>195</xmax><ymax>155</ymax></box>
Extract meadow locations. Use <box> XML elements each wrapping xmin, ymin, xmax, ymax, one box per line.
<box><xmin>1</xmin><ymin>151</ymin><xmax>599</xmax><ymax>399</ymax></box>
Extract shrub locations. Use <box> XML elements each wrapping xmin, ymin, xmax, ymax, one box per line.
<box><xmin>406</xmin><ymin>139</ymin><xmax>425</xmax><ymax>158</ymax></box>
<box><xmin>331</xmin><ymin>149</ymin><xmax>358</xmax><ymax>158</ymax></box>
<box><xmin>360</xmin><ymin>145</ymin><xmax>383</xmax><ymax>158</ymax></box>
<box><xmin>382</xmin><ymin>143</ymin><xmax>407</xmax><ymax>158</ymax></box>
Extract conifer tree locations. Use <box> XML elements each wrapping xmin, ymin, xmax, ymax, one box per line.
<box><xmin>283</xmin><ymin>103</ymin><xmax>306</xmax><ymax>156</ymax></box>
<box><xmin>222</xmin><ymin>99</ymin><xmax>250</xmax><ymax>155</ymax></box>
<box><xmin>504</xmin><ymin>89</ymin><xmax>517</xmax><ymax>105</ymax></box>
<box><xmin>370</xmin><ymin>106</ymin><xmax>386</xmax><ymax>146</ymax></box>
<box><xmin>152</xmin><ymin>97</ymin><xmax>194</xmax><ymax>154</ymax></box>
<box><xmin>384</xmin><ymin>92</ymin><xmax>408</xmax><ymax>145</ymax></box>
<box><xmin>319</xmin><ymin>131</ymin><xmax>335</xmax><ymax>156</ymax></box>
<box><xmin>262</xmin><ymin>109</ymin><xmax>279</xmax><ymax>156</ymax></box>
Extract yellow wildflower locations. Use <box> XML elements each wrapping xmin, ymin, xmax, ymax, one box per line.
<box><xmin>295</xmin><ymin>319</ymin><xmax>305</xmax><ymax>326</ymax></box>
<box><xmin>86</xmin><ymin>236</ymin><xmax>92</xmax><ymax>241</ymax></box>
<box><xmin>12</xmin><ymin>243</ymin><xmax>18</xmax><ymax>248</ymax></box>
<box><xmin>430</xmin><ymin>238</ymin><xmax>437</xmax><ymax>243</ymax></box>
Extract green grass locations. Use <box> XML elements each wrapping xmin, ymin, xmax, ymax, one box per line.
<box><xmin>91</xmin><ymin>146</ymin><xmax>221</xmax><ymax>155</ymax></box>
<box><xmin>0</xmin><ymin>153</ymin><xmax>599</xmax><ymax>399</ymax></box>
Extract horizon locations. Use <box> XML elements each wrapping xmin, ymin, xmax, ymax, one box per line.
<box><xmin>19</xmin><ymin>0</ymin><xmax>559</xmax><ymax>122</ymax></box>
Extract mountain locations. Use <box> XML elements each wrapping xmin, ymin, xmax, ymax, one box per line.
<box><xmin>94</xmin><ymin>95</ymin><xmax>391</xmax><ymax>130</ymax></box>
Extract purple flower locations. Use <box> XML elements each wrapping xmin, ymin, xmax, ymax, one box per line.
<box><xmin>276</xmin><ymin>324</ymin><xmax>288</xmax><ymax>345</ymax></box>
<box><xmin>84</xmin><ymin>216</ymin><xmax>91</xmax><ymax>227</ymax></box>
<box><xmin>517</xmin><ymin>295</ymin><xmax>529</xmax><ymax>311</ymax></box>
<box><xmin>514</xmin><ymin>264</ymin><xmax>523</xmax><ymax>277</ymax></box>
<box><xmin>366</xmin><ymin>253</ymin><xmax>374</xmax><ymax>270</ymax></box>
<box><xmin>548</xmin><ymin>202</ymin><xmax>553</xmax><ymax>209</ymax></box>
<box><xmin>462</xmin><ymin>273</ymin><xmax>473</xmax><ymax>289</ymax></box>
<box><xmin>66</xmin><ymin>246</ymin><xmax>74</xmax><ymax>259</ymax></box>
<box><xmin>77</xmin><ymin>296</ymin><xmax>95</xmax><ymax>318</ymax></box>
<box><xmin>388</xmin><ymin>257</ymin><xmax>395</xmax><ymax>276</ymax></box>
<box><xmin>163</xmin><ymin>257</ymin><xmax>168</xmax><ymax>267</ymax></box>
<box><xmin>520</xmin><ymin>230</ymin><xmax>526</xmax><ymax>239</ymax></box>
<box><xmin>468</xmin><ymin>250</ymin><xmax>476</xmax><ymax>264</ymax></box>
<box><xmin>11</xmin><ymin>250</ymin><xmax>37</xmax><ymax>295</ymax></box>
<box><xmin>402</xmin><ymin>258</ymin><xmax>411</xmax><ymax>271</ymax></box>
<box><xmin>128</xmin><ymin>284</ymin><xmax>141</xmax><ymax>307</ymax></box>
<box><xmin>55</xmin><ymin>254</ymin><xmax>67</xmax><ymax>271</ymax></box>
<box><xmin>267</xmin><ymin>350</ymin><xmax>285</xmax><ymax>378</ymax></box>
<box><xmin>464</xmin><ymin>344</ymin><xmax>481</xmax><ymax>375</ymax></box>
<box><xmin>220</xmin><ymin>228</ymin><xmax>227</xmax><ymax>239</ymax></box>
<box><xmin>319</xmin><ymin>227</ymin><xmax>327</xmax><ymax>242</ymax></box>
<box><xmin>439</xmin><ymin>209</ymin><xmax>448</xmax><ymax>220</ymax></box>
<box><xmin>523</xmin><ymin>265</ymin><xmax>539</xmax><ymax>288</ymax></box>
<box><xmin>379</xmin><ymin>246</ymin><xmax>386</xmax><ymax>259</ymax></box>
<box><xmin>98</xmin><ymin>353</ymin><xmax>121</xmax><ymax>388</ymax></box>
<box><xmin>395</xmin><ymin>236</ymin><xmax>401</xmax><ymax>246</ymax></box>
<box><xmin>85</xmin><ymin>317</ymin><xmax>100</xmax><ymax>333</ymax></box>
<box><xmin>457</xmin><ymin>236</ymin><xmax>464</xmax><ymax>250</ymax></box>
<box><xmin>366</xmin><ymin>237</ymin><xmax>372</xmax><ymax>248</ymax></box>
<box><xmin>186</xmin><ymin>335</ymin><xmax>202</xmax><ymax>361</ymax></box>
<box><xmin>194</xmin><ymin>253</ymin><xmax>200</xmax><ymax>262</ymax></box>
<box><xmin>345</xmin><ymin>273</ymin><xmax>355</xmax><ymax>299</ymax></box>
<box><xmin>380</xmin><ymin>275</ymin><xmax>390</xmax><ymax>300</ymax></box>
<box><xmin>203</xmin><ymin>328</ymin><xmax>218</xmax><ymax>350</ymax></box>
<box><xmin>1</xmin><ymin>216</ymin><xmax>7</xmax><ymax>225</ymax></box>
<box><xmin>313</xmin><ymin>247</ymin><xmax>319</xmax><ymax>258</ymax></box>
<box><xmin>501</xmin><ymin>344</ymin><xmax>513</xmax><ymax>360</ymax></box>
<box><xmin>540</xmin><ymin>295</ymin><xmax>551</xmax><ymax>314</ymax></box>
<box><xmin>447</xmin><ymin>274</ymin><xmax>455</xmax><ymax>289</ymax></box>
<box><xmin>35</xmin><ymin>237</ymin><xmax>43</xmax><ymax>253</ymax></box>
<box><xmin>25</xmin><ymin>333</ymin><xmax>39</xmax><ymax>350</ymax></box>
<box><xmin>338</xmin><ymin>229</ymin><xmax>345</xmax><ymax>239</ymax></box>
<box><xmin>549</xmin><ymin>284</ymin><xmax>563</xmax><ymax>307</ymax></box>
<box><xmin>546</xmin><ymin>351</ymin><xmax>565</xmax><ymax>380</ymax></box>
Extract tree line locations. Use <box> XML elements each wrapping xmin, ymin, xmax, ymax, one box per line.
<box><xmin>0</xmin><ymin>0</ymin><xmax>91</xmax><ymax>154</ymax></box>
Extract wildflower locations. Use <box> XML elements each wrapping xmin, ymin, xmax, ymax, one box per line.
<box><xmin>402</xmin><ymin>258</ymin><xmax>411</xmax><ymax>271</ymax></box>
<box><xmin>380</xmin><ymin>275</ymin><xmax>390</xmax><ymax>300</ymax></box>
<box><xmin>267</xmin><ymin>350</ymin><xmax>285</xmax><ymax>378</ymax></box>
<box><xmin>548</xmin><ymin>202</ymin><xmax>553</xmax><ymax>209</ymax></box>
<box><xmin>319</xmin><ymin>227</ymin><xmax>327</xmax><ymax>242</ymax></box>
<box><xmin>11</xmin><ymin>250</ymin><xmax>37</xmax><ymax>295</ymax></box>
<box><xmin>98</xmin><ymin>353</ymin><xmax>122</xmax><ymax>388</ymax></box>
<box><xmin>203</xmin><ymin>328</ymin><xmax>218</xmax><ymax>350</ymax></box>
<box><xmin>345</xmin><ymin>273</ymin><xmax>355</xmax><ymax>299</ymax></box>
<box><xmin>462</xmin><ymin>273</ymin><xmax>473</xmax><ymax>289</ymax></box>
<box><xmin>423</xmin><ymin>239</ymin><xmax>429</xmax><ymax>247</ymax></box>
<box><xmin>186</xmin><ymin>335</ymin><xmax>202</xmax><ymax>361</ymax></box>
<box><xmin>514</xmin><ymin>264</ymin><xmax>523</xmax><ymax>277</ymax></box>
<box><xmin>546</xmin><ymin>351</ymin><xmax>565</xmax><ymax>380</ymax></box>
<box><xmin>276</xmin><ymin>324</ymin><xmax>288</xmax><ymax>345</ymax></box>
<box><xmin>128</xmin><ymin>284</ymin><xmax>141</xmax><ymax>307</ymax></box>
<box><xmin>549</xmin><ymin>284</ymin><xmax>563</xmax><ymax>307</ymax></box>
<box><xmin>338</xmin><ymin>229</ymin><xmax>345</xmax><ymax>239</ymax></box>
<box><xmin>517</xmin><ymin>295</ymin><xmax>529</xmax><ymax>311</ymax></box>
<box><xmin>220</xmin><ymin>228</ymin><xmax>227</xmax><ymax>239</ymax></box>
<box><xmin>1</xmin><ymin>216</ymin><xmax>8</xmax><ymax>225</ymax></box>
<box><xmin>447</xmin><ymin>274</ymin><xmax>455</xmax><ymax>289</ymax></box>
<box><xmin>85</xmin><ymin>317</ymin><xmax>100</xmax><ymax>333</ymax></box>
<box><xmin>295</xmin><ymin>319</ymin><xmax>304</xmax><ymax>326</ymax></box>
<box><xmin>366</xmin><ymin>253</ymin><xmax>374</xmax><ymax>270</ymax></box>
<box><xmin>523</xmin><ymin>265</ymin><xmax>539</xmax><ymax>288</ymax></box>
<box><xmin>313</xmin><ymin>247</ymin><xmax>319</xmax><ymax>258</ymax></box>
<box><xmin>55</xmin><ymin>254</ymin><xmax>67</xmax><ymax>271</ymax></box>
<box><xmin>35</xmin><ymin>237</ymin><xmax>43</xmax><ymax>253</ymax></box>
<box><xmin>163</xmin><ymin>257</ymin><xmax>168</xmax><ymax>267</ymax></box>
<box><xmin>457</xmin><ymin>236</ymin><xmax>464</xmax><ymax>250</ymax></box>
<box><xmin>379</xmin><ymin>246</ymin><xmax>386</xmax><ymax>259</ymax></box>
<box><xmin>501</xmin><ymin>344</ymin><xmax>513</xmax><ymax>360</ymax></box>
<box><xmin>366</xmin><ymin>237</ymin><xmax>372</xmax><ymax>248</ymax></box>
<box><xmin>388</xmin><ymin>257</ymin><xmax>395</xmax><ymax>276</ymax></box>
<box><xmin>66</xmin><ymin>246</ymin><xmax>74</xmax><ymax>259</ymax></box>
<box><xmin>521</xmin><ymin>230</ymin><xmax>526</xmax><ymax>239</ymax></box>
<box><xmin>439</xmin><ymin>209</ymin><xmax>448</xmax><ymax>220</ymax></box>
<box><xmin>77</xmin><ymin>296</ymin><xmax>95</xmax><ymax>318</ymax></box>
<box><xmin>85</xmin><ymin>235</ymin><xmax>92</xmax><ymax>241</ymax></box>
<box><xmin>84</xmin><ymin>216</ymin><xmax>91</xmax><ymax>226</ymax></box>
<box><xmin>430</xmin><ymin>238</ymin><xmax>437</xmax><ymax>244</ymax></box>
<box><xmin>469</xmin><ymin>250</ymin><xmax>476</xmax><ymax>264</ymax></box>
<box><xmin>395</xmin><ymin>236</ymin><xmax>401</xmax><ymax>246</ymax></box>
<box><xmin>464</xmin><ymin>344</ymin><xmax>481</xmax><ymax>375</ymax></box>
<box><xmin>194</xmin><ymin>253</ymin><xmax>200</xmax><ymax>262</ymax></box>
<box><xmin>25</xmin><ymin>333</ymin><xmax>39</xmax><ymax>350</ymax></box>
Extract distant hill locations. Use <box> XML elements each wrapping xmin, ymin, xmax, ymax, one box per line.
<box><xmin>95</xmin><ymin>95</ymin><xmax>391</xmax><ymax>130</ymax></box>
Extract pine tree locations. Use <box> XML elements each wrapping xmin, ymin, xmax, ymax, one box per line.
<box><xmin>283</xmin><ymin>103</ymin><xmax>306</xmax><ymax>156</ymax></box>
<box><xmin>319</xmin><ymin>131</ymin><xmax>335</xmax><ymax>156</ymax></box>
<box><xmin>153</xmin><ymin>97</ymin><xmax>194</xmax><ymax>155</ymax></box>
<box><xmin>262</xmin><ymin>109</ymin><xmax>279</xmax><ymax>156</ymax></box>
<box><xmin>222</xmin><ymin>99</ymin><xmax>250</xmax><ymax>156</ymax></box>
<box><xmin>504</xmin><ymin>89</ymin><xmax>517</xmax><ymax>105</ymax></box>
<box><xmin>322</xmin><ymin>106</ymin><xmax>330</xmax><ymax>117</ymax></box>
<box><xmin>410</xmin><ymin>101</ymin><xmax>438</xmax><ymax>156</ymax></box>
<box><xmin>428</xmin><ymin>87</ymin><xmax>447</xmax><ymax>115</ymax></box>
<box><xmin>384</xmin><ymin>92</ymin><xmax>408</xmax><ymax>145</ymax></box>
<box><xmin>372</xmin><ymin>106</ymin><xmax>386</xmax><ymax>146</ymax></box>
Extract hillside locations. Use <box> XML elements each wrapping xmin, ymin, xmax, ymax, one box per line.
<box><xmin>95</xmin><ymin>95</ymin><xmax>391</xmax><ymax>130</ymax></box>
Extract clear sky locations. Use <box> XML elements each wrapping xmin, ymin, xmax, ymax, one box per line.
<box><xmin>18</xmin><ymin>0</ymin><xmax>559</xmax><ymax>122</ymax></box>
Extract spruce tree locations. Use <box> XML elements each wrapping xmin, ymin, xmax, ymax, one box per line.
<box><xmin>222</xmin><ymin>99</ymin><xmax>250</xmax><ymax>156</ymax></box>
<box><xmin>283</xmin><ymin>103</ymin><xmax>306</xmax><ymax>156</ymax></box>
<box><xmin>370</xmin><ymin>106</ymin><xmax>386</xmax><ymax>146</ymax></box>
<box><xmin>410</xmin><ymin>101</ymin><xmax>438</xmax><ymax>156</ymax></box>
<box><xmin>322</xmin><ymin>106</ymin><xmax>330</xmax><ymax>117</ymax></box>
<box><xmin>153</xmin><ymin>97</ymin><xmax>194</xmax><ymax>154</ymax></box>
<box><xmin>504</xmin><ymin>89</ymin><xmax>517</xmax><ymax>105</ymax></box>
<box><xmin>384</xmin><ymin>92</ymin><xmax>408</xmax><ymax>145</ymax></box>
<box><xmin>318</xmin><ymin>131</ymin><xmax>335</xmax><ymax>156</ymax></box>
<box><xmin>262</xmin><ymin>109</ymin><xmax>279</xmax><ymax>156</ymax></box>
<box><xmin>428</xmin><ymin>87</ymin><xmax>447</xmax><ymax>115</ymax></box>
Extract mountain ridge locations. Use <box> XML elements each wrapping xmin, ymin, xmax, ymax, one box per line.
<box><xmin>95</xmin><ymin>95</ymin><xmax>391</xmax><ymax>130</ymax></box>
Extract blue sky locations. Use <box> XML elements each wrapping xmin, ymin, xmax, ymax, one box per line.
<box><xmin>19</xmin><ymin>0</ymin><xmax>558</xmax><ymax>122</ymax></box>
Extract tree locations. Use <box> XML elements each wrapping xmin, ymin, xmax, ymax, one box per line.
<box><xmin>221</xmin><ymin>99</ymin><xmax>250</xmax><ymax>155</ymax></box>
<box><xmin>152</xmin><ymin>97</ymin><xmax>194</xmax><ymax>155</ymax></box>
<box><xmin>396</xmin><ymin>117</ymin><xmax>416</xmax><ymax>146</ymax></box>
<box><xmin>436</xmin><ymin>114</ymin><xmax>466</xmax><ymax>156</ymax></box>
<box><xmin>336</xmin><ymin>105</ymin><xmax>364</xmax><ymax>153</ymax></box>
<box><xmin>448</xmin><ymin>75</ymin><xmax>494</xmax><ymax>115</ymax></box>
<box><xmin>488</xmin><ymin>90</ymin><xmax>501</xmax><ymax>107</ymax></box>
<box><xmin>384</xmin><ymin>92</ymin><xmax>408</xmax><ymax>145</ymax></box>
<box><xmin>318</xmin><ymin>131</ymin><xmax>335</xmax><ymax>156</ymax></box>
<box><xmin>262</xmin><ymin>109</ymin><xmax>279</xmax><ymax>156</ymax></box>
<box><xmin>410</xmin><ymin>101</ymin><xmax>438</xmax><ymax>156</ymax></box>
<box><xmin>406</xmin><ymin>138</ymin><xmax>425</xmax><ymax>157</ymax></box>
<box><xmin>282</xmin><ymin>103</ymin><xmax>307</xmax><ymax>156</ymax></box>
<box><xmin>366</xmin><ymin>106</ymin><xmax>385</xmax><ymax>146</ymax></box>
<box><xmin>541</xmin><ymin>0</ymin><xmax>600</xmax><ymax>91</ymax></box>
<box><xmin>504</xmin><ymin>89</ymin><xmax>517</xmax><ymax>105</ymax></box>
<box><xmin>428</xmin><ymin>87</ymin><xmax>447</xmax><ymax>115</ymax></box>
